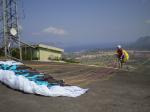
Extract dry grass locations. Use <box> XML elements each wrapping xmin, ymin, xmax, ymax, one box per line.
<box><xmin>25</xmin><ymin>62</ymin><xmax>116</xmax><ymax>86</ymax></box>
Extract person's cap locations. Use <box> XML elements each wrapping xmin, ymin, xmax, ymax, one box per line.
<box><xmin>117</xmin><ymin>45</ymin><xmax>122</xmax><ymax>49</ymax></box>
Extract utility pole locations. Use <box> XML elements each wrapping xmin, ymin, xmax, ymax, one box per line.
<box><xmin>0</xmin><ymin>0</ymin><xmax>22</xmax><ymax>60</ymax></box>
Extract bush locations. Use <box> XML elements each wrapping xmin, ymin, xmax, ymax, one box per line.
<box><xmin>62</xmin><ymin>58</ymin><xmax>79</xmax><ymax>63</ymax></box>
<box><xmin>0</xmin><ymin>48</ymin><xmax>4</xmax><ymax>57</ymax></box>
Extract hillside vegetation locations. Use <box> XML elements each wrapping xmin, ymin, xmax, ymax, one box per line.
<box><xmin>131</xmin><ymin>36</ymin><xmax>150</xmax><ymax>50</ymax></box>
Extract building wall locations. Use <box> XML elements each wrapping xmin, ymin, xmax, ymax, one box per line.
<box><xmin>39</xmin><ymin>48</ymin><xmax>62</xmax><ymax>61</ymax></box>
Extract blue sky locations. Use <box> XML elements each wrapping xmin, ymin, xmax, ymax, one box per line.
<box><xmin>20</xmin><ymin>0</ymin><xmax>150</xmax><ymax>50</ymax></box>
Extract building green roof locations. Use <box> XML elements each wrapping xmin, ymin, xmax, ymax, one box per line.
<box><xmin>36</xmin><ymin>44</ymin><xmax>64</xmax><ymax>52</ymax></box>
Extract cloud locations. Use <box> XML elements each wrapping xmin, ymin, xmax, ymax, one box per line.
<box><xmin>145</xmin><ymin>19</ymin><xmax>150</xmax><ymax>24</ymax></box>
<box><xmin>43</xmin><ymin>26</ymin><xmax>67</xmax><ymax>35</ymax></box>
<box><xmin>32</xmin><ymin>26</ymin><xmax>67</xmax><ymax>36</ymax></box>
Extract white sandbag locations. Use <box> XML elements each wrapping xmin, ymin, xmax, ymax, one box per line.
<box><xmin>0</xmin><ymin>69</ymin><xmax>88</xmax><ymax>97</ymax></box>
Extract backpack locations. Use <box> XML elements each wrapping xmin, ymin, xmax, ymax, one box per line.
<box><xmin>123</xmin><ymin>49</ymin><xmax>129</xmax><ymax>62</ymax></box>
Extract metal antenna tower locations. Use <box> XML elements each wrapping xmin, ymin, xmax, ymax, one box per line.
<box><xmin>0</xmin><ymin>0</ymin><xmax>22</xmax><ymax>60</ymax></box>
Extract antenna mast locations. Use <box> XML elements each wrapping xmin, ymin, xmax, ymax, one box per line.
<box><xmin>0</xmin><ymin>0</ymin><xmax>22</xmax><ymax>60</ymax></box>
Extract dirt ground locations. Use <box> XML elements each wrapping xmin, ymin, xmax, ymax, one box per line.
<box><xmin>0</xmin><ymin>59</ymin><xmax>150</xmax><ymax>112</ymax></box>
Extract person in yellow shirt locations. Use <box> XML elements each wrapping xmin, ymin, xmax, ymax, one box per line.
<box><xmin>116</xmin><ymin>45</ymin><xmax>129</xmax><ymax>68</ymax></box>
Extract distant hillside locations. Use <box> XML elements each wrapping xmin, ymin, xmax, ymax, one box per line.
<box><xmin>131</xmin><ymin>36</ymin><xmax>150</xmax><ymax>50</ymax></box>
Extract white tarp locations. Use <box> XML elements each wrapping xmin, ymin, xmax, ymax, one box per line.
<box><xmin>0</xmin><ymin>61</ymin><xmax>88</xmax><ymax>97</ymax></box>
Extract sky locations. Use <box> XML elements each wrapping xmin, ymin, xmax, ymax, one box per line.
<box><xmin>20</xmin><ymin>0</ymin><xmax>150</xmax><ymax>51</ymax></box>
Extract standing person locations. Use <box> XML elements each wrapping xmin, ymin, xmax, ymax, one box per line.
<box><xmin>116</xmin><ymin>45</ymin><xmax>129</xmax><ymax>68</ymax></box>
